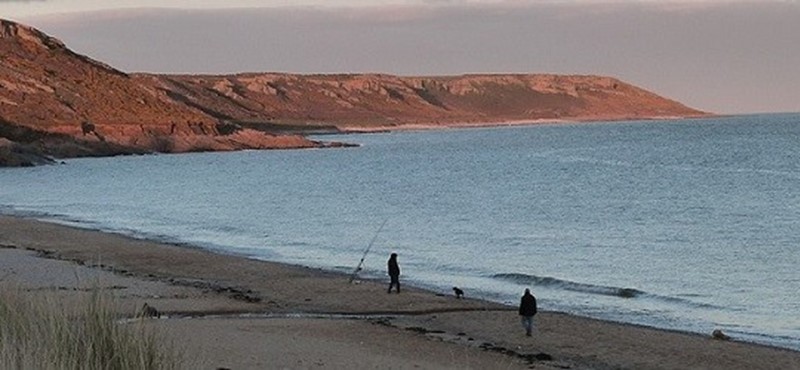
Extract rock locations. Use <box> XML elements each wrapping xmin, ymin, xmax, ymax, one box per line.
<box><xmin>0</xmin><ymin>138</ymin><xmax>54</xmax><ymax>166</ymax></box>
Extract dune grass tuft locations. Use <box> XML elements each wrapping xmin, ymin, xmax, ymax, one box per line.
<box><xmin>0</xmin><ymin>283</ymin><xmax>183</xmax><ymax>370</ymax></box>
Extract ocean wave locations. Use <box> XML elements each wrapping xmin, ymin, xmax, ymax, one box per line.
<box><xmin>0</xmin><ymin>208</ymin><xmax>99</xmax><ymax>228</ymax></box>
<box><xmin>492</xmin><ymin>273</ymin><xmax>723</xmax><ymax>309</ymax></box>
<box><xmin>492</xmin><ymin>273</ymin><xmax>643</xmax><ymax>298</ymax></box>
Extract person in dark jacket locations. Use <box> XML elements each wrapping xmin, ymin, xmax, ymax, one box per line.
<box><xmin>387</xmin><ymin>253</ymin><xmax>400</xmax><ymax>293</ymax></box>
<box><xmin>519</xmin><ymin>288</ymin><xmax>538</xmax><ymax>336</ymax></box>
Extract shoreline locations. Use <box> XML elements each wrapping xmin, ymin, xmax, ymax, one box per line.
<box><xmin>332</xmin><ymin>114</ymin><xmax>716</xmax><ymax>134</ymax></box>
<box><xmin>9</xmin><ymin>209</ymin><xmax>794</xmax><ymax>351</ymax></box>
<box><xmin>1</xmin><ymin>113</ymin><xmax>717</xmax><ymax>167</ymax></box>
<box><xmin>335</xmin><ymin>118</ymin><xmax>571</xmax><ymax>133</ymax></box>
<box><xmin>1</xmin><ymin>214</ymin><xmax>798</xmax><ymax>369</ymax></box>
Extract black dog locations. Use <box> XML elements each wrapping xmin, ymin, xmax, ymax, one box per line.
<box><xmin>453</xmin><ymin>287</ymin><xmax>464</xmax><ymax>299</ymax></box>
<box><xmin>138</xmin><ymin>302</ymin><xmax>161</xmax><ymax>318</ymax></box>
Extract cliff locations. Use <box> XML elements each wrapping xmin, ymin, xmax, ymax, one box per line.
<box><xmin>156</xmin><ymin>73</ymin><xmax>704</xmax><ymax>129</ymax></box>
<box><xmin>1</xmin><ymin>19</ymin><xmax>706</xmax><ymax>166</ymax></box>
<box><xmin>0</xmin><ymin>19</ymin><xmax>321</xmax><ymax>166</ymax></box>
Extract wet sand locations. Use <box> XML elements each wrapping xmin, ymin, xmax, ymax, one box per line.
<box><xmin>1</xmin><ymin>215</ymin><xmax>797</xmax><ymax>369</ymax></box>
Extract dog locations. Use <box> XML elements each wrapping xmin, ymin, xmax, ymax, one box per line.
<box><xmin>137</xmin><ymin>302</ymin><xmax>161</xmax><ymax>318</ymax></box>
<box><xmin>453</xmin><ymin>287</ymin><xmax>464</xmax><ymax>299</ymax></box>
<box><xmin>711</xmin><ymin>329</ymin><xmax>731</xmax><ymax>341</ymax></box>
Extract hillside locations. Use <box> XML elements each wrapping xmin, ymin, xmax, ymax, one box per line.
<box><xmin>0</xmin><ymin>19</ymin><xmax>321</xmax><ymax>166</ymax></box>
<box><xmin>1</xmin><ymin>19</ymin><xmax>706</xmax><ymax>166</ymax></box>
<box><xmin>157</xmin><ymin>73</ymin><xmax>703</xmax><ymax>129</ymax></box>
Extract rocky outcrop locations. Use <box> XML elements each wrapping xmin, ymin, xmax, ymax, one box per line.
<box><xmin>1</xmin><ymin>19</ymin><xmax>707</xmax><ymax>166</ymax></box>
<box><xmin>0</xmin><ymin>137</ymin><xmax>53</xmax><ymax>167</ymax></box>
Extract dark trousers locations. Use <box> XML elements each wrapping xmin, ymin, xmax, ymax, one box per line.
<box><xmin>388</xmin><ymin>275</ymin><xmax>400</xmax><ymax>293</ymax></box>
<box><xmin>521</xmin><ymin>315</ymin><xmax>535</xmax><ymax>336</ymax></box>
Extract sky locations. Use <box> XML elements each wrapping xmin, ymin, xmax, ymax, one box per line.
<box><xmin>1</xmin><ymin>0</ymin><xmax>799</xmax><ymax>114</ymax></box>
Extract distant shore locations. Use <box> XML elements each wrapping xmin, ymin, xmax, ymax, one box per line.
<box><xmin>313</xmin><ymin>114</ymin><xmax>714</xmax><ymax>134</ymax></box>
<box><xmin>335</xmin><ymin>118</ymin><xmax>570</xmax><ymax>133</ymax></box>
<box><xmin>1</xmin><ymin>214</ymin><xmax>797</xmax><ymax>369</ymax></box>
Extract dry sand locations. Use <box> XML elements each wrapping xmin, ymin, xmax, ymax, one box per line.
<box><xmin>1</xmin><ymin>215</ymin><xmax>798</xmax><ymax>369</ymax></box>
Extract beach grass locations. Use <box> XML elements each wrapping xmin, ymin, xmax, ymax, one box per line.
<box><xmin>0</xmin><ymin>283</ymin><xmax>183</xmax><ymax>370</ymax></box>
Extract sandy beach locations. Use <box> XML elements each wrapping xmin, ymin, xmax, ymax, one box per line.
<box><xmin>1</xmin><ymin>215</ymin><xmax>798</xmax><ymax>369</ymax></box>
<box><xmin>335</xmin><ymin>119</ymin><xmax>570</xmax><ymax>133</ymax></box>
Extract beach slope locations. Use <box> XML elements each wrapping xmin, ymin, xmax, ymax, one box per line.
<box><xmin>0</xmin><ymin>216</ymin><xmax>797</xmax><ymax>369</ymax></box>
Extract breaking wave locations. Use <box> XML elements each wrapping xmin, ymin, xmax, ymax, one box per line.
<box><xmin>492</xmin><ymin>273</ymin><xmax>643</xmax><ymax>298</ymax></box>
<box><xmin>491</xmin><ymin>273</ymin><xmax>723</xmax><ymax>309</ymax></box>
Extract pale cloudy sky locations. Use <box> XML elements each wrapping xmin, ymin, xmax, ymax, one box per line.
<box><xmin>2</xmin><ymin>0</ymin><xmax>799</xmax><ymax>114</ymax></box>
<box><xmin>2</xmin><ymin>0</ymin><xmax>796</xmax><ymax>17</ymax></box>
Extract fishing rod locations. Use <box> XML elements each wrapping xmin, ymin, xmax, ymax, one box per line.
<box><xmin>349</xmin><ymin>219</ymin><xmax>388</xmax><ymax>283</ymax></box>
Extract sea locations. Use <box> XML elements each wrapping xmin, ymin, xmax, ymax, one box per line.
<box><xmin>1</xmin><ymin>113</ymin><xmax>798</xmax><ymax>351</ymax></box>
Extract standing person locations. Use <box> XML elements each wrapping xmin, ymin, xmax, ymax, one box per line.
<box><xmin>387</xmin><ymin>253</ymin><xmax>400</xmax><ymax>293</ymax></box>
<box><xmin>519</xmin><ymin>288</ymin><xmax>538</xmax><ymax>336</ymax></box>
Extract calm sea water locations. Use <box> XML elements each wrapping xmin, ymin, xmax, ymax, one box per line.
<box><xmin>1</xmin><ymin>114</ymin><xmax>799</xmax><ymax>350</ymax></box>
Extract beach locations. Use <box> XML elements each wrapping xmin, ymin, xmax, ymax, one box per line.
<box><xmin>1</xmin><ymin>215</ymin><xmax>798</xmax><ymax>370</ymax></box>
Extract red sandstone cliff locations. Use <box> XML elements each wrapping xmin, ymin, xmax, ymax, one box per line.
<box><xmin>1</xmin><ymin>19</ymin><xmax>706</xmax><ymax>166</ymax></box>
<box><xmin>0</xmin><ymin>19</ymin><xmax>320</xmax><ymax>166</ymax></box>
<box><xmin>156</xmin><ymin>73</ymin><xmax>704</xmax><ymax>129</ymax></box>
